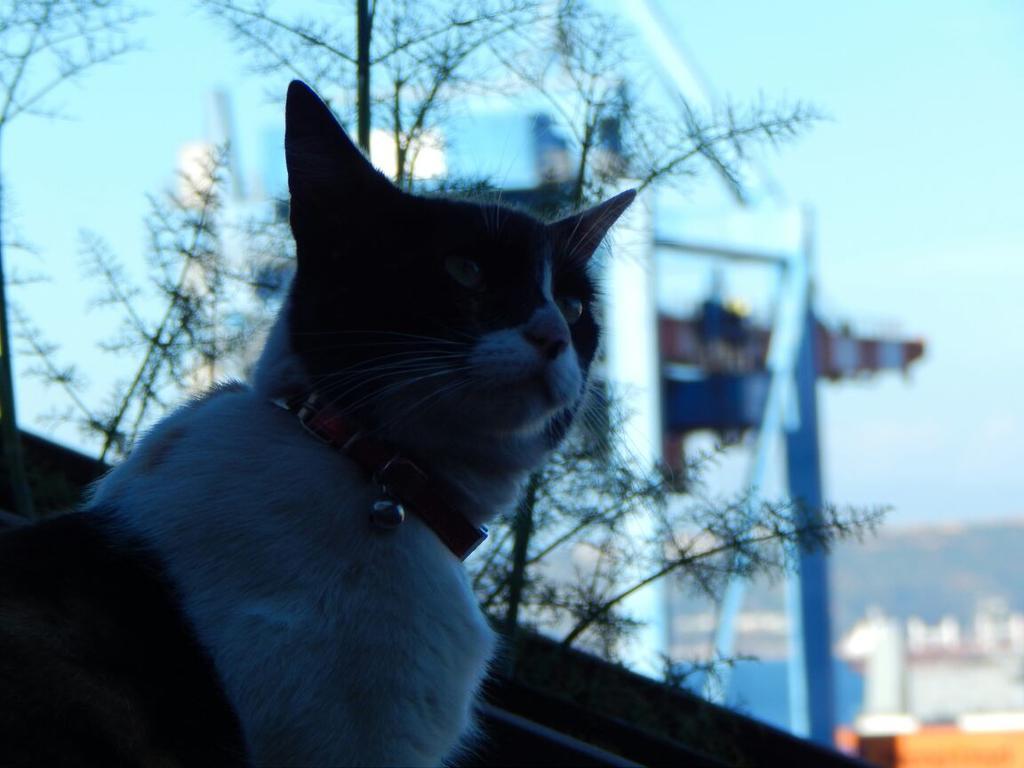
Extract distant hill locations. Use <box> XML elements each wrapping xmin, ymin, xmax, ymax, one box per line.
<box><xmin>667</xmin><ymin>518</ymin><xmax>1024</xmax><ymax>640</ymax></box>
<box><xmin>829</xmin><ymin>518</ymin><xmax>1024</xmax><ymax>633</ymax></box>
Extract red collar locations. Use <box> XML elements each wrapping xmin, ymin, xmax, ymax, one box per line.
<box><xmin>280</xmin><ymin>393</ymin><xmax>487</xmax><ymax>561</ymax></box>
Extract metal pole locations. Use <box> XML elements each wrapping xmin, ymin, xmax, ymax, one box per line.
<box><xmin>356</xmin><ymin>0</ymin><xmax>371</xmax><ymax>153</ymax></box>
<box><xmin>783</xmin><ymin>218</ymin><xmax>835</xmax><ymax>745</ymax></box>
<box><xmin>504</xmin><ymin>473</ymin><xmax>538</xmax><ymax>641</ymax></box>
<box><xmin>704</xmin><ymin>244</ymin><xmax>808</xmax><ymax>703</ymax></box>
<box><xmin>0</xmin><ymin>137</ymin><xmax>34</xmax><ymax>518</ymax></box>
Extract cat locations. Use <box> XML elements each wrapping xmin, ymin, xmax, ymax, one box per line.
<box><xmin>0</xmin><ymin>80</ymin><xmax>634</xmax><ymax>766</ymax></box>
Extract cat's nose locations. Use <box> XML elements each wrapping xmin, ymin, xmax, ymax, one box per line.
<box><xmin>523</xmin><ymin>308</ymin><xmax>569</xmax><ymax>361</ymax></box>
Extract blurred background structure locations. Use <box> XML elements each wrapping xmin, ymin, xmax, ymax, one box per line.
<box><xmin>3</xmin><ymin>2</ymin><xmax>1023</xmax><ymax>766</ymax></box>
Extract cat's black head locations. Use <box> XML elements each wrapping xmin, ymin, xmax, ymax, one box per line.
<box><xmin>279</xmin><ymin>80</ymin><xmax>633</xmax><ymax>470</ymax></box>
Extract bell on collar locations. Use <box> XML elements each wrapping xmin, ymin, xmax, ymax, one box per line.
<box><xmin>370</xmin><ymin>496</ymin><xmax>405</xmax><ymax>530</ymax></box>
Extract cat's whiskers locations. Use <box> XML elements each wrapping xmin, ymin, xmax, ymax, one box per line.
<box><xmin>571</xmin><ymin>386</ymin><xmax>656</xmax><ymax>475</ymax></box>
<box><xmin>360</xmin><ymin>365</ymin><xmax>475</xmax><ymax>411</ymax></box>
<box><xmin>302</xmin><ymin>349</ymin><xmax>465</xmax><ymax>370</ymax></box>
<box><xmin>306</xmin><ymin>348</ymin><xmax>468</xmax><ymax>381</ymax></box>
<box><xmin>368</xmin><ymin>374</ymin><xmax>476</xmax><ymax>440</ymax></box>
<box><xmin>310</xmin><ymin>360</ymin><xmax>467</xmax><ymax>411</ymax></box>
<box><xmin>300</xmin><ymin>344</ymin><xmax>466</xmax><ymax>357</ymax></box>
<box><xmin>324</xmin><ymin>377</ymin><xmax>472</xmax><ymax>441</ymax></box>
<box><xmin>291</xmin><ymin>329</ymin><xmax>471</xmax><ymax>346</ymax></box>
<box><xmin>314</xmin><ymin>363</ymin><xmax>474</xmax><ymax>425</ymax></box>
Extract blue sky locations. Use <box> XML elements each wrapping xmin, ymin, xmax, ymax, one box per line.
<box><xmin>662</xmin><ymin>1</ymin><xmax>1024</xmax><ymax>526</ymax></box>
<box><xmin>6</xmin><ymin>1</ymin><xmax>1024</xmax><ymax>527</ymax></box>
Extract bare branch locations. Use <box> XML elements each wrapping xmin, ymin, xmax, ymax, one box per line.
<box><xmin>0</xmin><ymin>0</ymin><xmax>142</xmax><ymax>127</ymax></box>
<box><xmin>13</xmin><ymin>304</ymin><xmax>98</xmax><ymax>425</ymax></box>
<box><xmin>203</xmin><ymin>0</ymin><xmax>356</xmax><ymax>63</ymax></box>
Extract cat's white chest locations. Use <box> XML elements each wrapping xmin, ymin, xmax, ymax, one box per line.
<box><xmin>226</xmin><ymin>526</ymin><xmax>496</xmax><ymax>766</ymax></box>
<box><xmin>224</xmin><ymin>525</ymin><xmax>495</xmax><ymax>766</ymax></box>
<box><xmin>91</xmin><ymin>388</ymin><xmax>498</xmax><ymax>767</ymax></box>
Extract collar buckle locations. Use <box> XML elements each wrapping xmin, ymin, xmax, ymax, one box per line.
<box><xmin>374</xmin><ymin>456</ymin><xmax>428</xmax><ymax>496</ymax></box>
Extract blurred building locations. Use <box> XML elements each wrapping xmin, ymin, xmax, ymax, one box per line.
<box><xmin>838</xmin><ymin>599</ymin><xmax>1024</xmax><ymax>767</ymax></box>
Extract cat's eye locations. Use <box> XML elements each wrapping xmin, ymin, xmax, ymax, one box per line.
<box><xmin>557</xmin><ymin>296</ymin><xmax>584</xmax><ymax>324</ymax></box>
<box><xmin>445</xmin><ymin>255</ymin><xmax>484</xmax><ymax>290</ymax></box>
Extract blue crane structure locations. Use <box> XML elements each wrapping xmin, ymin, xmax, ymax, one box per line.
<box><xmin>656</xmin><ymin>217</ymin><xmax>925</xmax><ymax>744</ymax></box>
<box><xmin>618</xmin><ymin>1</ymin><xmax>927</xmax><ymax>743</ymax></box>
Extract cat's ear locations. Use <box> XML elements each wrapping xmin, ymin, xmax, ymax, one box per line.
<box><xmin>284</xmin><ymin>80</ymin><xmax>392</xmax><ymax>205</ymax></box>
<box><xmin>549</xmin><ymin>189</ymin><xmax>637</xmax><ymax>266</ymax></box>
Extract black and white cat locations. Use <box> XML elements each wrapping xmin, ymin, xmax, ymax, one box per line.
<box><xmin>0</xmin><ymin>81</ymin><xmax>633</xmax><ymax>766</ymax></box>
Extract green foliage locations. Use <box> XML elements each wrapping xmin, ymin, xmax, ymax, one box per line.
<box><xmin>18</xmin><ymin>150</ymin><xmax>259</xmax><ymax>462</ymax></box>
<box><xmin>472</xmin><ymin>391</ymin><xmax>883</xmax><ymax>660</ymax></box>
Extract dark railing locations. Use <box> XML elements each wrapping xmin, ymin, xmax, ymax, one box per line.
<box><xmin>0</xmin><ymin>430</ymin><xmax>106</xmax><ymax>518</ymax></box>
<box><xmin>470</xmin><ymin>677</ymin><xmax>726</xmax><ymax>767</ymax></box>
<box><xmin>483</xmin><ymin>632</ymin><xmax>877</xmax><ymax>768</ymax></box>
